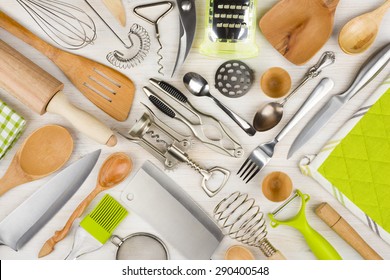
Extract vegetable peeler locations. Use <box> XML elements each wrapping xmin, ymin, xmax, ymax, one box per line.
<box><xmin>268</xmin><ymin>189</ymin><xmax>342</xmax><ymax>260</ymax></box>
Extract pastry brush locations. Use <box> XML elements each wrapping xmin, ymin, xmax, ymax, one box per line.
<box><xmin>65</xmin><ymin>194</ymin><xmax>128</xmax><ymax>260</ymax></box>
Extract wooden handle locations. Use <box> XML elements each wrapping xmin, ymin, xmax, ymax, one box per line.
<box><xmin>267</xmin><ymin>251</ymin><xmax>287</xmax><ymax>260</ymax></box>
<box><xmin>38</xmin><ymin>187</ymin><xmax>102</xmax><ymax>258</ymax></box>
<box><xmin>0</xmin><ymin>39</ymin><xmax>62</xmax><ymax>114</ymax></box>
<box><xmin>321</xmin><ymin>0</ymin><xmax>340</xmax><ymax>12</ymax></box>
<box><xmin>47</xmin><ymin>91</ymin><xmax>116</xmax><ymax>146</ymax></box>
<box><xmin>0</xmin><ymin>10</ymin><xmax>57</xmax><ymax>59</ymax></box>
<box><xmin>315</xmin><ymin>203</ymin><xmax>383</xmax><ymax>260</ymax></box>
<box><xmin>0</xmin><ymin>155</ymin><xmax>30</xmax><ymax>195</ymax></box>
<box><xmin>103</xmin><ymin>0</ymin><xmax>126</xmax><ymax>26</ymax></box>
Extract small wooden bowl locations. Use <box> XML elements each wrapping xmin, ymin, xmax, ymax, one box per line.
<box><xmin>225</xmin><ymin>245</ymin><xmax>255</xmax><ymax>260</ymax></box>
<box><xmin>261</xmin><ymin>67</ymin><xmax>291</xmax><ymax>98</ymax></box>
<box><xmin>262</xmin><ymin>171</ymin><xmax>293</xmax><ymax>202</ymax></box>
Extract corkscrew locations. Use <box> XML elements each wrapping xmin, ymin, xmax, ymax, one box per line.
<box><xmin>134</xmin><ymin>1</ymin><xmax>174</xmax><ymax>75</ymax></box>
<box><xmin>214</xmin><ymin>192</ymin><xmax>286</xmax><ymax>259</ymax></box>
<box><xmin>119</xmin><ymin>105</ymin><xmax>230</xmax><ymax>197</ymax></box>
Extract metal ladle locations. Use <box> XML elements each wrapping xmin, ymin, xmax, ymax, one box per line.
<box><xmin>183</xmin><ymin>72</ymin><xmax>256</xmax><ymax>136</ymax></box>
<box><xmin>253</xmin><ymin>52</ymin><xmax>336</xmax><ymax>132</ymax></box>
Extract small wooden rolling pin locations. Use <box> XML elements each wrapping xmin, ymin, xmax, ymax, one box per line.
<box><xmin>315</xmin><ymin>202</ymin><xmax>383</xmax><ymax>260</ymax></box>
<box><xmin>0</xmin><ymin>39</ymin><xmax>116</xmax><ymax>146</ymax></box>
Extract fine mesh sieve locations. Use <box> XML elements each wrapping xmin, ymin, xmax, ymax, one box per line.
<box><xmin>111</xmin><ymin>233</ymin><xmax>169</xmax><ymax>260</ymax></box>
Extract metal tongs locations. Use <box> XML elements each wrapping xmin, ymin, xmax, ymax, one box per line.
<box><xmin>119</xmin><ymin>105</ymin><xmax>230</xmax><ymax>197</ymax></box>
<box><xmin>143</xmin><ymin>78</ymin><xmax>244</xmax><ymax>158</ymax></box>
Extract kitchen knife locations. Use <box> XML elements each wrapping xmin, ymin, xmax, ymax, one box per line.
<box><xmin>121</xmin><ymin>161</ymin><xmax>224</xmax><ymax>260</ymax></box>
<box><xmin>172</xmin><ymin>0</ymin><xmax>196</xmax><ymax>77</ymax></box>
<box><xmin>0</xmin><ymin>149</ymin><xmax>101</xmax><ymax>251</ymax></box>
<box><xmin>288</xmin><ymin>42</ymin><xmax>390</xmax><ymax>158</ymax></box>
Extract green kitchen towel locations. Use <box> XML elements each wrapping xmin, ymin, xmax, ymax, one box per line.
<box><xmin>0</xmin><ymin>100</ymin><xmax>26</xmax><ymax>160</ymax></box>
<box><xmin>300</xmin><ymin>75</ymin><xmax>390</xmax><ymax>245</ymax></box>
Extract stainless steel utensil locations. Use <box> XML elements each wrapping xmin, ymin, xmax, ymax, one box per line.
<box><xmin>254</xmin><ymin>52</ymin><xmax>335</xmax><ymax>132</ymax></box>
<box><xmin>0</xmin><ymin>149</ymin><xmax>101</xmax><ymax>251</ymax></box>
<box><xmin>214</xmin><ymin>192</ymin><xmax>286</xmax><ymax>259</ymax></box>
<box><xmin>172</xmin><ymin>0</ymin><xmax>196</xmax><ymax>77</ymax></box>
<box><xmin>133</xmin><ymin>1</ymin><xmax>174</xmax><ymax>75</ymax></box>
<box><xmin>16</xmin><ymin>0</ymin><xmax>96</xmax><ymax>49</ymax></box>
<box><xmin>111</xmin><ymin>233</ymin><xmax>169</xmax><ymax>260</ymax></box>
<box><xmin>119</xmin><ymin>105</ymin><xmax>230</xmax><ymax>197</ymax></box>
<box><xmin>183</xmin><ymin>72</ymin><xmax>256</xmax><ymax>136</ymax></box>
<box><xmin>238</xmin><ymin>78</ymin><xmax>334</xmax><ymax>183</ymax></box>
<box><xmin>120</xmin><ymin>161</ymin><xmax>225</xmax><ymax>259</ymax></box>
<box><xmin>288</xmin><ymin>42</ymin><xmax>390</xmax><ymax>158</ymax></box>
<box><xmin>146</xmin><ymin>79</ymin><xmax>244</xmax><ymax>157</ymax></box>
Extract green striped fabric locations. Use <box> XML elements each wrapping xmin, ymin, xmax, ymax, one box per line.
<box><xmin>0</xmin><ymin>100</ymin><xmax>26</xmax><ymax>160</ymax></box>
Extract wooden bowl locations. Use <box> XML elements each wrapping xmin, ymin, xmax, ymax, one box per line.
<box><xmin>262</xmin><ymin>171</ymin><xmax>293</xmax><ymax>202</ymax></box>
<box><xmin>261</xmin><ymin>67</ymin><xmax>291</xmax><ymax>98</ymax></box>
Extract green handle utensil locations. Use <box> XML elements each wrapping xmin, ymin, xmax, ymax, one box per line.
<box><xmin>268</xmin><ymin>189</ymin><xmax>342</xmax><ymax>260</ymax></box>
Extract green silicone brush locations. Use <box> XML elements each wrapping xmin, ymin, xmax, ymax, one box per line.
<box><xmin>65</xmin><ymin>194</ymin><xmax>128</xmax><ymax>260</ymax></box>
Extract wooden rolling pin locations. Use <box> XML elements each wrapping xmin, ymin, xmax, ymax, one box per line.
<box><xmin>0</xmin><ymin>39</ymin><xmax>116</xmax><ymax>146</ymax></box>
<box><xmin>315</xmin><ymin>202</ymin><xmax>383</xmax><ymax>260</ymax></box>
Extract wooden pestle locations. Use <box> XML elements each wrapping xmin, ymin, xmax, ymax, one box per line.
<box><xmin>315</xmin><ymin>202</ymin><xmax>383</xmax><ymax>260</ymax></box>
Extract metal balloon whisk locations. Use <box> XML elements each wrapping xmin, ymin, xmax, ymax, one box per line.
<box><xmin>17</xmin><ymin>0</ymin><xmax>97</xmax><ymax>49</ymax></box>
<box><xmin>214</xmin><ymin>192</ymin><xmax>285</xmax><ymax>259</ymax></box>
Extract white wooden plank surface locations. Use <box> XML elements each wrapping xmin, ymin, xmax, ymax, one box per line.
<box><xmin>0</xmin><ymin>0</ymin><xmax>389</xmax><ymax>260</ymax></box>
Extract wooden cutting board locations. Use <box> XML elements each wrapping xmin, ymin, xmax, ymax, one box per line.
<box><xmin>259</xmin><ymin>0</ymin><xmax>340</xmax><ymax>65</ymax></box>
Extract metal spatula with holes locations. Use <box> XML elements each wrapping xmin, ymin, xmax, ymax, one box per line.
<box><xmin>0</xmin><ymin>11</ymin><xmax>135</xmax><ymax>122</ymax></box>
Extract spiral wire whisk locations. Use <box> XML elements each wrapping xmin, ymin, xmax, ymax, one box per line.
<box><xmin>17</xmin><ymin>0</ymin><xmax>97</xmax><ymax>49</ymax></box>
<box><xmin>214</xmin><ymin>192</ymin><xmax>281</xmax><ymax>258</ymax></box>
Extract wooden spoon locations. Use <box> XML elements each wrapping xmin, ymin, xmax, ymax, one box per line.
<box><xmin>38</xmin><ymin>152</ymin><xmax>132</xmax><ymax>258</ymax></box>
<box><xmin>339</xmin><ymin>1</ymin><xmax>390</xmax><ymax>54</ymax></box>
<box><xmin>0</xmin><ymin>125</ymin><xmax>73</xmax><ymax>196</ymax></box>
<box><xmin>225</xmin><ymin>245</ymin><xmax>255</xmax><ymax>260</ymax></box>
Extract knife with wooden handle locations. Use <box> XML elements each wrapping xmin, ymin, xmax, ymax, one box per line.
<box><xmin>102</xmin><ymin>0</ymin><xmax>126</xmax><ymax>26</ymax></box>
<box><xmin>0</xmin><ymin>39</ymin><xmax>117</xmax><ymax>146</ymax></box>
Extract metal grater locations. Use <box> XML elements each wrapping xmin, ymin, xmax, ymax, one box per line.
<box><xmin>211</xmin><ymin>0</ymin><xmax>252</xmax><ymax>42</ymax></box>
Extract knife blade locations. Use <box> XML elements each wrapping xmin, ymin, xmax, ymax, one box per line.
<box><xmin>121</xmin><ymin>161</ymin><xmax>224</xmax><ymax>259</ymax></box>
<box><xmin>172</xmin><ymin>0</ymin><xmax>196</xmax><ymax>77</ymax></box>
<box><xmin>288</xmin><ymin>43</ymin><xmax>390</xmax><ymax>158</ymax></box>
<box><xmin>0</xmin><ymin>149</ymin><xmax>101</xmax><ymax>251</ymax></box>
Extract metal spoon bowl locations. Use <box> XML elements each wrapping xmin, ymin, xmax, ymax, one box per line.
<box><xmin>253</xmin><ymin>102</ymin><xmax>284</xmax><ymax>132</ymax></box>
<box><xmin>183</xmin><ymin>72</ymin><xmax>256</xmax><ymax>136</ymax></box>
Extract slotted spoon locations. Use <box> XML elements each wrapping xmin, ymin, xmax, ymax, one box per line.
<box><xmin>0</xmin><ymin>11</ymin><xmax>135</xmax><ymax>121</ymax></box>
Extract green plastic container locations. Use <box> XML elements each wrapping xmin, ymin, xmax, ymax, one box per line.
<box><xmin>200</xmin><ymin>0</ymin><xmax>258</xmax><ymax>58</ymax></box>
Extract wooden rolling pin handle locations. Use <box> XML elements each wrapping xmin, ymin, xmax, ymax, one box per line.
<box><xmin>315</xmin><ymin>202</ymin><xmax>383</xmax><ymax>260</ymax></box>
<box><xmin>0</xmin><ymin>11</ymin><xmax>57</xmax><ymax>59</ymax></box>
<box><xmin>46</xmin><ymin>91</ymin><xmax>116</xmax><ymax>146</ymax></box>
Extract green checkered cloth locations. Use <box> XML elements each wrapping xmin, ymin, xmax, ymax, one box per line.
<box><xmin>0</xmin><ymin>100</ymin><xmax>26</xmax><ymax>160</ymax></box>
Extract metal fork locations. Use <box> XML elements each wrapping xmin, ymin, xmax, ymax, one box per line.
<box><xmin>238</xmin><ymin>78</ymin><xmax>334</xmax><ymax>183</ymax></box>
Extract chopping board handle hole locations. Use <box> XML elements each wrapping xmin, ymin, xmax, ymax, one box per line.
<box><xmin>126</xmin><ymin>193</ymin><xmax>134</xmax><ymax>201</ymax></box>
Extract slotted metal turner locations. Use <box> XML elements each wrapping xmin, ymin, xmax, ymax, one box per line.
<box><xmin>0</xmin><ymin>11</ymin><xmax>135</xmax><ymax>121</ymax></box>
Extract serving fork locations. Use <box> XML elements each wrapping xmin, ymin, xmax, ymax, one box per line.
<box><xmin>238</xmin><ymin>78</ymin><xmax>334</xmax><ymax>183</ymax></box>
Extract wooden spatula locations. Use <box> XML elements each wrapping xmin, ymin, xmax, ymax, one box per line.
<box><xmin>0</xmin><ymin>10</ymin><xmax>135</xmax><ymax>121</ymax></box>
<box><xmin>259</xmin><ymin>0</ymin><xmax>340</xmax><ymax>65</ymax></box>
<box><xmin>103</xmin><ymin>0</ymin><xmax>126</xmax><ymax>26</ymax></box>
<box><xmin>0</xmin><ymin>39</ymin><xmax>116</xmax><ymax>146</ymax></box>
